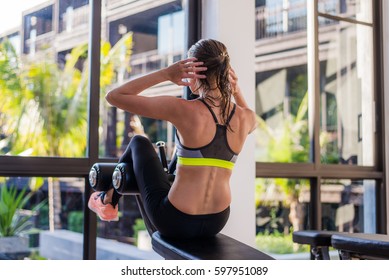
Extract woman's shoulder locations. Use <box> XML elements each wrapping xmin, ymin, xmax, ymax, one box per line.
<box><xmin>169</xmin><ymin>98</ymin><xmax>203</xmax><ymax>127</ymax></box>
<box><xmin>233</xmin><ymin>104</ymin><xmax>257</xmax><ymax>134</ymax></box>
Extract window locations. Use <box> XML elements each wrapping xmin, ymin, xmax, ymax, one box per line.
<box><xmin>99</xmin><ymin>0</ymin><xmax>184</xmax><ymax>159</ymax></box>
<box><xmin>1</xmin><ymin>1</ymin><xmax>90</xmax><ymax>158</ymax></box>
<box><xmin>0</xmin><ymin>0</ymin><xmax>187</xmax><ymax>260</ymax></box>
<box><xmin>255</xmin><ymin>177</ymin><xmax>310</xmax><ymax>255</ymax></box>
<box><xmin>319</xmin><ymin>9</ymin><xmax>374</xmax><ymax>166</ymax></box>
<box><xmin>254</xmin><ymin>0</ymin><xmax>383</xmax><ymax>257</ymax></box>
<box><xmin>0</xmin><ymin>176</ymin><xmax>84</xmax><ymax>260</ymax></box>
<box><xmin>321</xmin><ymin>179</ymin><xmax>376</xmax><ymax>233</ymax></box>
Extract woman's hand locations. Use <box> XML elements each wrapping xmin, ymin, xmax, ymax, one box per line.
<box><xmin>228</xmin><ymin>67</ymin><xmax>250</xmax><ymax>109</ymax></box>
<box><xmin>164</xmin><ymin>57</ymin><xmax>207</xmax><ymax>86</ymax></box>
<box><xmin>228</xmin><ymin>67</ymin><xmax>239</xmax><ymax>95</ymax></box>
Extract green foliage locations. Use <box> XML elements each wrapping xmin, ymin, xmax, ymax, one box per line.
<box><xmin>255</xmin><ymin>90</ymin><xmax>310</xmax><ymax>233</ymax></box>
<box><xmin>0</xmin><ymin>32</ymin><xmax>134</xmax><ymax>157</ymax></box>
<box><xmin>0</xmin><ymin>41</ymin><xmax>88</xmax><ymax>156</ymax></box>
<box><xmin>132</xmin><ymin>218</ymin><xmax>146</xmax><ymax>245</ymax></box>
<box><xmin>255</xmin><ymin>178</ymin><xmax>265</xmax><ymax>207</ymax></box>
<box><xmin>68</xmin><ymin>211</ymin><xmax>84</xmax><ymax>233</ymax></box>
<box><xmin>289</xmin><ymin>74</ymin><xmax>308</xmax><ymax>117</ymax></box>
<box><xmin>320</xmin><ymin>130</ymin><xmax>340</xmax><ymax>164</ymax></box>
<box><xmin>0</xmin><ymin>185</ymin><xmax>46</xmax><ymax>237</ymax></box>
<box><xmin>27</xmin><ymin>250</ymin><xmax>47</xmax><ymax>260</ymax></box>
<box><xmin>255</xmin><ymin>230</ymin><xmax>309</xmax><ymax>255</ymax></box>
<box><xmin>255</xmin><ymin>92</ymin><xmax>310</xmax><ymax>202</ymax></box>
<box><xmin>37</xmin><ymin>204</ymin><xmax>49</xmax><ymax>229</ymax></box>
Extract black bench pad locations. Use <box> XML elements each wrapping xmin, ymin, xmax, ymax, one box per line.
<box><xmin>293</xmin><ymin>230</ymin><xmax>339</xmax><ymax>247</ymax></box>
<box><xmin>152</xmin><ymin>231</ymin><xmax>275</xmax><ymax>260</ymax></box>
<box><xmin>331</xmin><ymin>233</ymin><xmax>389</xmax><ymax>259</ymax></box>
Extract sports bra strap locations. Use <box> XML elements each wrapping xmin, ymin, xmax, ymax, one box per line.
<box><xmin>199</xmin><ymin>98</ymin><xmax>236</xmax><ymax>125</ymax></box>
<box><xmin>199</xmin><ymin>99</ymin><xmax>218</xmax><ymax>124</ymax></box>
<box><xmin>226</xmin><ymin>103</ymin><xmax>236</xmax><ymax>125</ymax></box>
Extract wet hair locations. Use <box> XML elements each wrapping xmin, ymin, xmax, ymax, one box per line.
<box><xmin>187</xmin><ymin>39</ymin><xmax>233</xmax><ymax>130</ymax></box>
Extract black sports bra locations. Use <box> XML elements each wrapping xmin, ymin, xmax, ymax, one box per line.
<box><xmin>175</xmin><ymin>99</ymin><xmax>238</xmax><ymax>170</ymax></box>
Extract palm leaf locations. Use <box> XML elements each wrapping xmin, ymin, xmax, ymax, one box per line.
<box><xmin>0</xmin><ymin>186</ymin><xmax>46</xmax><ymax>237</ymax></box>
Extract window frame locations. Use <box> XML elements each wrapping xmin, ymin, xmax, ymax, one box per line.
<box><xmin>255</xmin><ymin>0</ymin><xmax>386</xmax><ymax>234</ymax></box>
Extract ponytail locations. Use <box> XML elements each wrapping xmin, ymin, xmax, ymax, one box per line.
<box><xmin>188</xmin><ymin>39</ymin><xmax>234</xmax><ymax>131</ymax></box>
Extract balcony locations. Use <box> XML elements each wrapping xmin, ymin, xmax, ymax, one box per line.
<box><xmin>130</xmin><ymin>49</ymin><xmax>183</xmax><ymax>78</ymax></box>
<box><xmin>59</xmin><ymin>5</ymin><xmax>89</xmax><ymax>34</ymax></box>
<box><xmin>255</xmin><ymin>0</ymin><xmax>359</xmax><ymax>41</ymax></box>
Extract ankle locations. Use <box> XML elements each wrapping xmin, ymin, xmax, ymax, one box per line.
<box><xmin>103</xmin><ymin>195</ymin><xmax>112</xmax><ymax>205</ymax></box>
<box><xmin>102</xmin><ymin>189</ymin><xmax>115</xmax><ymax>205</ymax></box>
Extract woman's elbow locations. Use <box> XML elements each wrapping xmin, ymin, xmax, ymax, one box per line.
<box><xmin>105</xmin><ymin>90</ymin><xmax>115</xmax><ymax>105</ymax></box>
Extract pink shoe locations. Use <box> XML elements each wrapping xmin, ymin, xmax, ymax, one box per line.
<box><xmin>88</xmin><ymin>192</ymin><xmax>119</xmax><ymax>222</ymax></box>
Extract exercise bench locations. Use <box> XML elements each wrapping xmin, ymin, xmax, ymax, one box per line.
<box><xmin>293</xmin><ymin>230</ymin><xmax>389</xmax><ymax>260</ymax></box>
<box><xmin>88</xmin><ymin>142</ymin><xmax>275</xmax><ymax>260</ymax></box>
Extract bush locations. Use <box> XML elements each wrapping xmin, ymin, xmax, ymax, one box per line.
<box><xmin>27</xmin><ymin>250</ymin><xmax>47</xmax><ymax>260</ymax></box>
<box><xmin>255</xmin><ymin>230</ymin><xmax>309</xmax><ymax>254</ymax></box>
<box><xmin>68</xmin><ymin>211</ymin><xmax>84</xmax><ymax>233</ymax></box>
<box><xmin>132</xmin><ymin>218</ymin><xmax>146</xmax><ymax>246</ymax></box>
<box><xmin>0</xmin><ymin>185</ymin><xmax>45</xmax><ymax>237</ymax></box>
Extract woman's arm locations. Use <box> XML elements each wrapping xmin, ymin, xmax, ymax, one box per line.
<box><xmin>105</xmin><ymin>57</ymin><xmax>206</xmax><ymax>122</ymax></box>
<box><xmin>229</xmin><ymin>67</ymin><xmax>249</xmax><ymax>108</ymax></box>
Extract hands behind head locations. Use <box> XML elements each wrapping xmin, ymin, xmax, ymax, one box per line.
<box><xmin>164</xmin><ymin>58</ymin><xmax>240</xmax><ymax>94</ymax></box>
<box><xmin>165</xmin><ymin>57</ymin><xmax>207</xmax><ymax>87</ymax></box>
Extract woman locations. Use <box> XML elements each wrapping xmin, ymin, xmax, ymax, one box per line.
<box><xmin>88</xmin><ymin>39</ymin><xmax>256</xmax><ymax>238</ymax></box>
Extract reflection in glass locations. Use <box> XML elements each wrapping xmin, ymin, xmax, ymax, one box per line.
<box><xmin>256</xmin><ymin>0</ymin><xmax>308</xmax><ymax>39</ymax></box>
<box><xmin>255</xmin><ymin>0</ymin><xmax>366</xmax><ymax>40</ymax></box>
<box><xmin>255</xmin><ymin>177</ymin><xmax>310</xmax><ymax>255</ymax></box>
<box><xmin>318</xmin><ymin>0</ymin><xmax>372</xmax><ymax>23</ymax></box>
<box><xmin>255</xmin><ymin>1</ymin><xmax>310</xmax><ymax>163</ymax></box>
<box><xmin>321</xmin><ymin>179</ymin><xmax>376</xmax><ymax>233</ymax></box>
<box><xmin>255</xmin><ymin>67</ymin><xmax>309</xmax><ymax>162</ymax></box>
<box><xmin>319</xmin><ymin>20</ymin><xmax>374</xmax><ymax>165</ymax></box>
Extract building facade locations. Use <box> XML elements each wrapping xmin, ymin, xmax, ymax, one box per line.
<box><xmin>0</xmin><ymin>0</ymin><xmax>387</xmax><ymax>259</ymax></box>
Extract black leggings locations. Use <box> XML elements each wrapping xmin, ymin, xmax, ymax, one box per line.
<box><xmin>114</xmin><ymin>135</ymin><xmax>230</xmax><ymax>239</ymax></box>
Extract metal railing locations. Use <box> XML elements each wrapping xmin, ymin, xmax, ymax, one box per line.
<box><xmin>255</xmin><ymin>0</ymin><xmax>357</xmax><ymax>40</ymax></box>
<box><xmin>105</xmin><ymin>0</ymin><xmax>138</xmax><ymax>8</ymax></box>
<box><xmin>59</xmin><ymin>5</ymin><xmax>89</xmax><ymax>33</ymax></box>
<box><xmin>130</xmin><ymin>50</ymin><xmax>183</xmax><ymax>77</ymax></box>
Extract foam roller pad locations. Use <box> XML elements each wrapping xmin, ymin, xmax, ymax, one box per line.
<box><xmin>112</xmin><ymin>162</ymin><xmax>139</xmax><ymax>195</ymax></box>
<box><xmin>89</xmin><ymin>163</ymin><xmax>116</xmax><ymax>191</ymax></box>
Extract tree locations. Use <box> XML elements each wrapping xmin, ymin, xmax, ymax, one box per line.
<box><xmin>0</xmin><ymin>32</ymin><xmax>134</xmax><ymax>230</ymax></box>
<box><xmin>255</xmin><ymin>91</ymin><xmax>309</xmax><ymax>233</ymax></box>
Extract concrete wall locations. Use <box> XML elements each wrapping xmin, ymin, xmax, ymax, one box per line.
<box><xmin>39</xmin><ymin>230</ymin><xmax>162</xmax><ymax>260</ymax></box>
<box><xmin>202</xmin><ymin>0</ymin><xmax>256</xmax><ymax>247</ymax></box>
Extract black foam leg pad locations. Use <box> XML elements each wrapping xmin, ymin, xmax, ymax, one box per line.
<box><xmin>89</xmin><ymin>163</ymin><xmax>116</xmax><ymax>191</ymax></box>
<box><xmin>112</xmin><ymin>162</ymin><xmax>139</xmax><ymax>195</ymax></box>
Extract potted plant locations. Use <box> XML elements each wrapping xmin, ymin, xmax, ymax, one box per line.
<box><xmin>0</xmin><ymin>185</ymin><xmax>46</xmax><ymax>259</ymax></box>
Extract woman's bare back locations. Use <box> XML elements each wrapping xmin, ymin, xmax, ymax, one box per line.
<box><xmin>168</xmin><ymin>99</ymin><xmax>252</xmax><ymax>214</ymax></box>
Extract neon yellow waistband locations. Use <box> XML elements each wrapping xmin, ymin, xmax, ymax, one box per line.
<box><xmin>177</xmin><ymin>156</ymin><xmax>235</xmax><ymax>170</ymax></box>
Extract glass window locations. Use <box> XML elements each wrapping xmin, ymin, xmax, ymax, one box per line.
<box><xmin>0</xmin><ymin>176</ymin><xmax>84</xmax><ymax>260</ymax></box>
<box><xmin>318</xmin><ymin>0</ymin><xmax>373</xmax><ymax>24</ymax></box>
<box><xmin>255</xmin><ymin>0</ymin><xmax>309</xmax><ymax>163</ymax></box>
<box><xmin>321</xmin><ymin>179</ymin><xmax>376</xmax><ymax>233</ymax></box>
<box><xmin>95</xmin><ymin>194</ymin><xmax>161</xmax><ymax>259</ymax></box>
<box><xmin>99</xmin><ymin>0</ymin><xmax>184</xmax><ymax>159</ymax></box>
<box><xmin>255</xmin><ymin>177</ymin><xmax>310</xmax><ymax>256</ymax></box>
<box><xmin>0</xmin><ymin>1</ymin><xmax>90</xmax><ymax>158</ymax></box>
<box><xmin>254</xmin><ymin>0</ymin><xmax>381</xmax><ymax>258</ymax></box>
<box><xmin>256</xmin><ymin>0</ymin><xmax>307</xmax><ymax>40</ymax></box>
<box><xmin>255</xmin><ymin>67</ymin><xmax>309</xmax><ymax>163</ymax></box>
<box><xmin>319</xmin><ymin>19</ymin><xmax>374</xmax><ymax>166</ymax></box>
<box><xmin>94</xmin><ymin>0</ymin><xmax>186</xmax><ymax>259</ymax></box>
